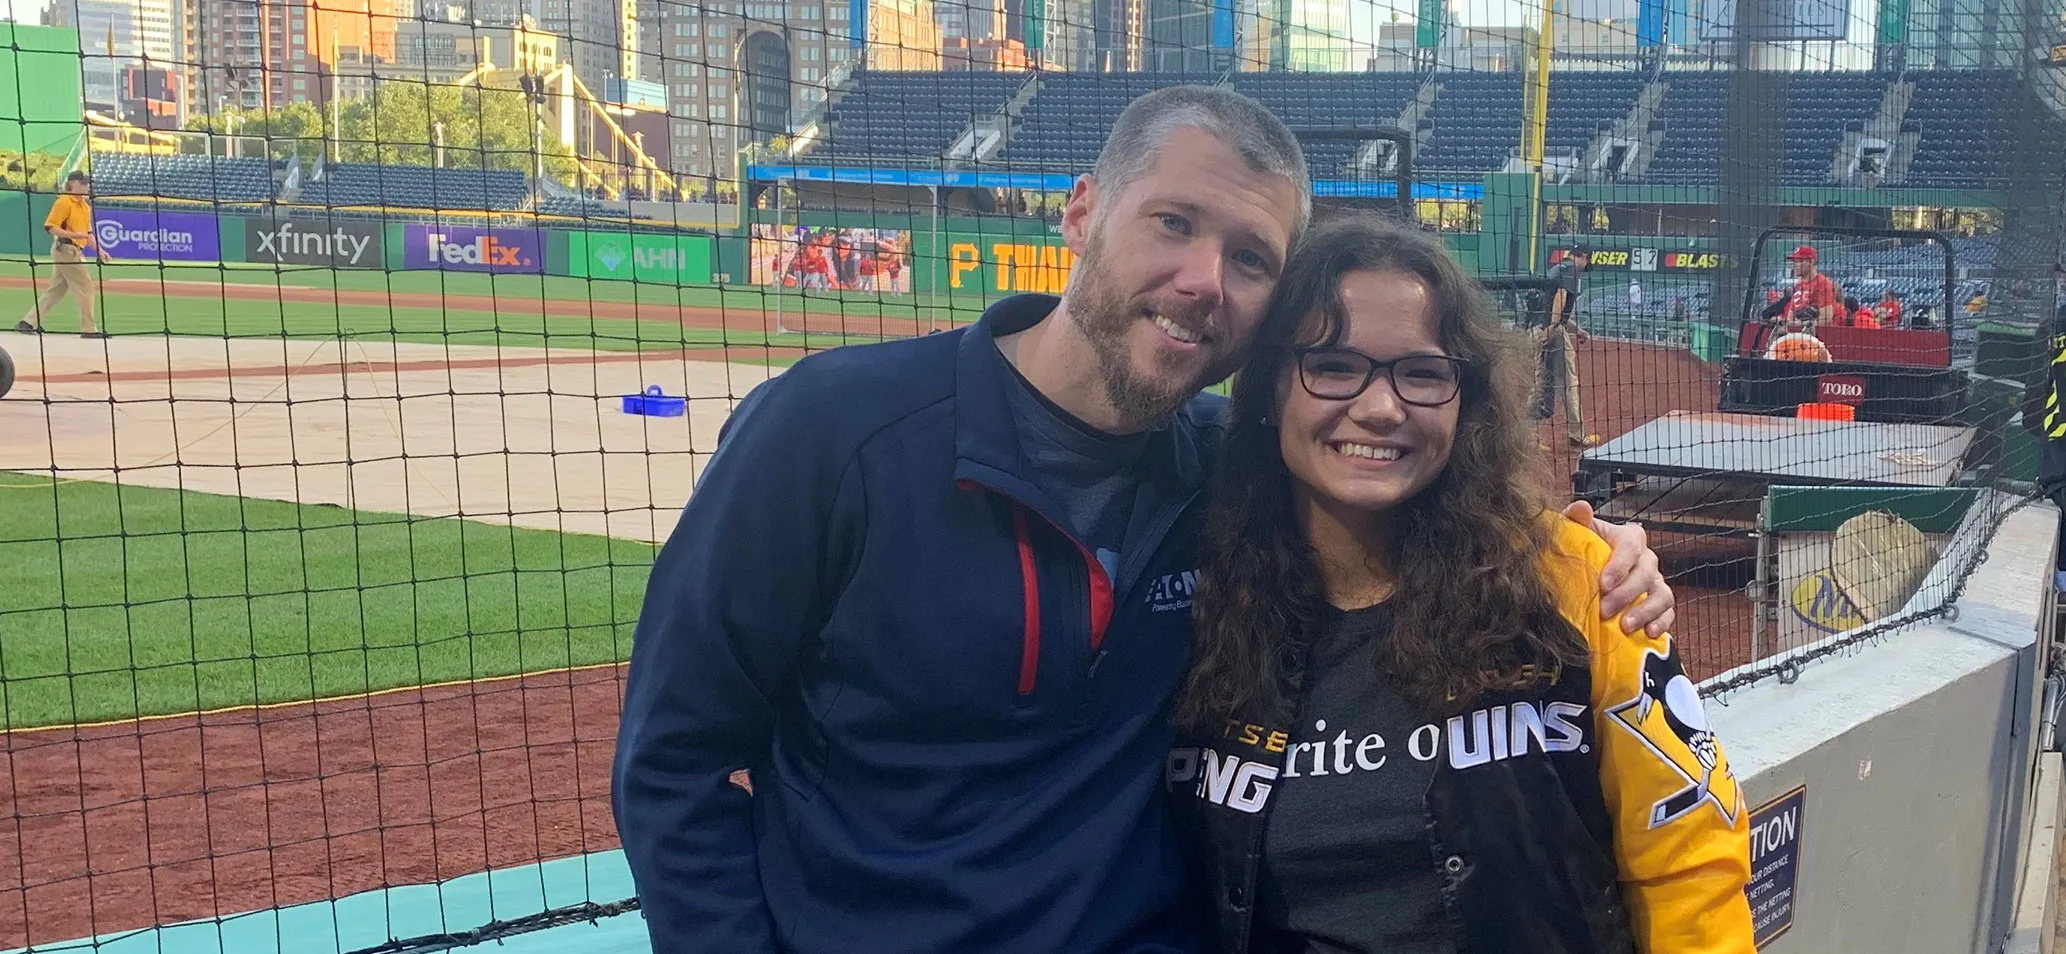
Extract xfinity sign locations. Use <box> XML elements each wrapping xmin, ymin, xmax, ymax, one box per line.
<box><xmin>244</xmin><ymin>218</ymin><xmax>384</xmax><ymax>268</ymax></box>
<box><xmin>403</xmin><ymin>225</ymin><xmax>543</xmax><ymax>273</ymax></box>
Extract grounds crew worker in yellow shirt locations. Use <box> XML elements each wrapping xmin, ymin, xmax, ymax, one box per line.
<box><xmin>17</xmin><ymin>170</ymin><xmax>109</xmax><ymax>339</ymax></box>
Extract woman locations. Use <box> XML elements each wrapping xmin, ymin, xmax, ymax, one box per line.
<box><xmin>1172</xmin><ymin>214</ymin><xmax>1754</xmax><ymax>954</ymax></box>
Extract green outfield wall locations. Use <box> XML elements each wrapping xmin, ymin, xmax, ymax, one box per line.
<box><xmin>0</xmin><ymin>25</ymin><xmax>86</xmax><ymax>161</ymax></box>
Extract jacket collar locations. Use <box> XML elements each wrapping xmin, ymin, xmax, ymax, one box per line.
<box><xmin>951</xmin><ymin>294</ymin><xmax>1210</xmax><ymax>503</ymax></box>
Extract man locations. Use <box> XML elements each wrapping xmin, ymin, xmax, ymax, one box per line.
<box><xmin>1879</xmin><ymin>288</ymin><xmax>1904</xmax><ymax>328</ymax></box>
<box><xmin>1781</xmin><ymin>244</ymin><xmax>1838</xmax><ymax>328</ymax></box>
<box><xmin>612</xmin><ymin>86</ymin><xmax>1676</xmax><ymax>954</ymax></box>
<box><xmin>17</xmin><ymin>171</ymin><xmax>110</xmax><ymax>339</ymax></box>
<box><xmin>1537</xmin><ymin>245</ymin><xmax>1598</xmax><ymax>448</ymax></box>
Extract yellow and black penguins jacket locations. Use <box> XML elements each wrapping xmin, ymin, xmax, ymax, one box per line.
<box><xmin>1170</xmin><ymin>520</ymin><xmax>1756</xmax><ymax>954</ymax></box>
<box><xmin>2023</xmin><ymin>306</ymin><xmax>2066</xmax><ymax>496</ymax></box>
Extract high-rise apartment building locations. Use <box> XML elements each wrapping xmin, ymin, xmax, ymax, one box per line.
<box><xmin>1088</xmin><ymin>0</ymin><xmax>1143</xmax><ymax>69</ymax></box>
<box><xmin>179</xmin><ymin>0</ymin><xmax>399</xmax><ymax>111</ymax></box>
<box><xmin>866</xmin><ymin>0</ymin><xmax>942</xmax><ymax>68</ymax></box>
<box><xmin>43</xmin><ymin>0</ymin><xmax>180</xmax><ymax>110</ymax></box>
<box><xmin>1251</xmin><ymin>0</ymin><xmax>1347</xmax><ymax>69</ymax></box>
<box><xmin>934</xmin><ymin>0</ymin><xmax>1005</xmax><ymax>46</ymax></box>
<box><xmin>534</xmin><ymin>0</ymin><xmax>637</xmax><ymax>94</ymax></box>
<box><xmin>637</xmin><ymin>0</ymin><xmax>852</xmax><ymax>181</ymax></box>
<box><xmin>388</xmin><ymin>17</ymin><xmax>561</xmax><ymax>82</ymax></box>
<box><xmin>1143</xmin><ymin>0</ymin><xmax>1212</xmax><ymax>69</ymax></box>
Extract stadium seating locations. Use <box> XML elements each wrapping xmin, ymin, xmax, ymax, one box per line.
<box><xmin>1418</xmin><ymin>72</ymin><xmax>1525</xmax><ymax>175</ymax></box>
<box><xmin>1645</xmin><ymin>72</ymin><xmax>1732</xmax><ymax>184</ymax></box>
<box><xmin>1777</xmin><ymin>72</ymin><xmax>1890</xmax><ymax>183</ymax></box>
<box><xmin>1001</xmin><ymin>72</ymin><xmax>1222</xmax><ymax>170</ymax></box>
<box><xmin>764</xmin><ymin>67</ymin><xmax>2066</xmax><ymax>190</ymax></box>
<box><xmin>300</xmin><ymin>163</ymin><xmax>531</xmax><ymax>210</ymax></box>
<box><xmin>536</xmin><ymin>195</ymin><xmax>650</xmax><ymax>220</ymax></box>
<box><xmin>1905</xmin><ymin>70</ymin><xmax>2055</xmax><ymax>189</ymax></box>
<box><xmin>1545</xmin><ymin>71</ymin><xmax>1647</xmax><ymax>159</ymax></box>
<box><xmin>815</xmin><ymin>70</ymin><xmax>1026</xmax><ymax>162</ymax></box>
<box><xmin>1228</xmin><ymin>72</ymin><xmax>1426</xmax><ymax>178</ymax></box>
<box><xmin>90</xmin><ymin>153</ymin><xmax>276</xmax><ymax>203</ymax></box>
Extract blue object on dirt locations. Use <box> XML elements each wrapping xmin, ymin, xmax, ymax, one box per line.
<box><xmin>622</xmin><ymin>385</ymin><xmax>686</xmax><ymax>417</ymax></box>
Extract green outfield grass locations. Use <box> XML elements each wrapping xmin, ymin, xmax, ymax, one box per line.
<box><xmin>0</xmin><ymin>472</ymin><xmax>656</xmax><ymax>729</ymax></box>
<box><xmin>0</xmin><ymin>259</ymin><xmax>997</xmax><ymax>324</ymax></box>
<box><xmin>0</xmin><ymin>260</ymin><xmax>974</xmax><ymax>359</ymax></box>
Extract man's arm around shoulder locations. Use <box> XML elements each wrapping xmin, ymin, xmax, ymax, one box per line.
<box><xmin>612</xmin><ymin>368</ymin><xmax>868</xmax><ymax>954</ymax></box>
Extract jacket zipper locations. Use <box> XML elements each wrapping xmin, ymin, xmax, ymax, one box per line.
<box><xmin>959</xmin><ymin>479</ymin><xmax>1113</xmax><ymax>697</ymax></box>
<box><xmin>1011</xmin><ymin>507</ymin><xmax>1042</xmax><ymax>694</ymax></box>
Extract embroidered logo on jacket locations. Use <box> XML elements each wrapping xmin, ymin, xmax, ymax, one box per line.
<box><xmin>1144</xmin><ymin>569</ymin><xmax>1199</xmax><ymax>612</ymax></box>
<box><xmin>1604</xmin><ymin>637</ymin><xmax>1744</xmax><ymax>828</ymax></box>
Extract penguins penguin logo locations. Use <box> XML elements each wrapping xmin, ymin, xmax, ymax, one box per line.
<box><xmin>1605</xmin><ymin>637</ymin><xmax>1742</xmax><ymax>829</ymax></box>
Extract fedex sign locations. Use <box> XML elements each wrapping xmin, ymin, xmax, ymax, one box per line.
<box><xmin>403</xmin><ymin>225</ymin><xmax>543</xmax><ymax>273</ymax></box>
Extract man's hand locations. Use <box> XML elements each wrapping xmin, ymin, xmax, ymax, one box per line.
<box><xmin>1562</xmin><ymin>500</ymin><xmax>1674</xmax><ymax>636</ymax></box>
<box><xmin>95</xmin><ymin>248</ymin><xmax>111</xmax><ymax>264</ymax></box>
<box><xmin>1571</xmin><ymin>324</ymin><xmax>1593</xmax><ymax>346</ymax></box>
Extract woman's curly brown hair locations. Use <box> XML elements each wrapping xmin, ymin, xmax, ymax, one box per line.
<box><xmin>1176</xmin><ymin>213</ymin><xmax>1588</xmax><ymax>727</ymax></box>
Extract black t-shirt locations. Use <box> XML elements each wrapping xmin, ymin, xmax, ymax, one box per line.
<box><xmin>1546</xmin><ymin>259</ymin><xmax>1582</xmax><ymax>327</ymax></box>
<box><xmin>1000</xmin><ymin>357</ymin><xmax>1149</xmax><ymax>576</ymax></box>
<box><xmin>1252</xmin><ymin>603</ymin><xmax>1451</xmax><ymax>954</ymax></box>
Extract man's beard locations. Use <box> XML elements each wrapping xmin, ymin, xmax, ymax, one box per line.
<box><xmin>1066</xmin><ymin>236</ymin><xmax>1238</xmax><ymax>431</ymax></box>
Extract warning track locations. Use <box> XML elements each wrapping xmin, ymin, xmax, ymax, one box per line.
<box><xmin>0</xmin><ymin>276</ymin><xmax>946</xmax><ymax>338</ymax></box>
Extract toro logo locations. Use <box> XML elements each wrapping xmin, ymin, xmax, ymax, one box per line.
<box><xmin>1817</xmin><ymin>374</ymin><xmax>1867</xmax><ymax>406</ymax></box>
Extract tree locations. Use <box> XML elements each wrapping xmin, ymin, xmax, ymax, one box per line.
<box><xmin>185</xmin><ymin>102</ymin><xmax>327</xmax><ymax>160</ymax></box>
<box><xmin>332</xmin><ymin>79</ymin><xmax>578</xmax><ymax>184</ymax></box>
<box><xmin>0</xmin><ymin>150</ymin><xmax>65</xmax><ymax>191</ymax></box>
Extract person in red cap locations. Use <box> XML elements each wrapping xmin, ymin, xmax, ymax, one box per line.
<box><xmin>1782</xmin><ymin>244</ymin><xmax>1839</xmax><ymax>329</ymax></box>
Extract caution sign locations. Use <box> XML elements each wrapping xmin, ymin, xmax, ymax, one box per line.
<box><xmin>1746</xmin><ymin>786</ymin><xmax>1805</xmax><ymax>948</ymax></box>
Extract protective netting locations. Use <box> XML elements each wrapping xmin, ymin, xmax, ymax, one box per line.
<box><xmin>0</xmin><ymin>0</ymin><xmax>2061</xmax><ymax>946</ymax></box>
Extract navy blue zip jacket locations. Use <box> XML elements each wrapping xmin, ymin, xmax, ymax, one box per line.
<box><xmin>612</xmin><ymin>294</ymin><xmax>1224</xmax><ymax>954</ymax></box>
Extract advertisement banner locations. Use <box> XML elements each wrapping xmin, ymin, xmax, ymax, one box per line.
<box><xmin>1772</xmin><ymin>529</ymin><xmax>1938</xmax><ymax>654</ymax></box>
<box><xmin>1875</xmin><ymin>0</ymin><xmax>1907</xmax><ymax>45</ymax></box>
<box><xmin>1550</xmin><ymin>246</ymin><xmax>1738</xmax><ymax>272</ymax></box>
<box><xmin>243</xmin><ymin>217</ymin><xmax>384</xmax><ymax>268</ymax></box>
<box><xmin>750</xmin><ymin>225</ymin><xmax>913</xmax><ymax>294</ymax></box>
<box><xmin>401</xmin><ymin>224</ymin><xmax>544</xmax><ymax>273</ymax></box>
<box><xmin>1210</xmin><ymin>0</ymin><xmax>1235</xmax><ymax>49</ymax></box>
<box><xmin>572</xmin><ymin>231</ymin><xmax>715</xmax><ymax>284</ymax></box>
<box><xmin>903</xmin><ymin>231</ymin><xmax>1076</xmax><ymax>296</ymax></box>
<box><xmin>93</xmin><ymin>208</ymin><xmax>220</xmax><ymax>262</ymax></box>
<box><xmin>1637</xmin><ymin>0</ymin><xmax>1667</xmax><ymax>46</ymax></box>
<box><xmin>1415</xmin><ymin>0</ymin><xmax>1443</xmax><ymax>48</ymax></box>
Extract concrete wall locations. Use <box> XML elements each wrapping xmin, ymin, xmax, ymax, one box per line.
<box><xmin>1706</xmin><ymin>498</ymin><xmax>2055</xmax><ymax>954</ymax></box>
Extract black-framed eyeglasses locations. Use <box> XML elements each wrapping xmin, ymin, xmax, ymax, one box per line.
<box><xmin>1294</xmin><ymin>347</ymin><xmax>1468</xmax><ymax>406</ymax></box>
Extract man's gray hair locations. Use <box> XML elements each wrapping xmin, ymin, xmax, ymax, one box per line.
<box><xmin>1091</xmin><ymin>85</ymin><xmax>1312</xmax><ymax>238</ymax></box>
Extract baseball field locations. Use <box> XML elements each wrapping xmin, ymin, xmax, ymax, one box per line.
<box><xmin>0</xmin><ymin>258</ymin><xmax>1736</xmax><ymax>949</ymax></box>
